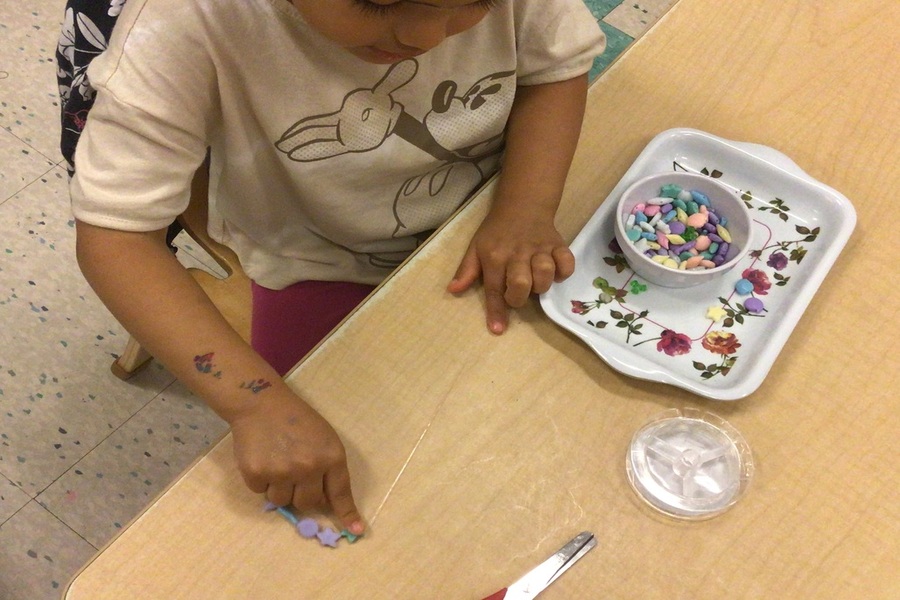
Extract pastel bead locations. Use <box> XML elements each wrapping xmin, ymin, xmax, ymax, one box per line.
<box><xmin>691</xmin><ymin>190</ymin><xmax>711</xmax><ymax>206</ymax></box>
<box><xmin>668</xmin><ymin>221</ymin><xmax>686</xmax><ymax>235</ymax></box>
<box><xmin>716</xmin><ymin>224</ymin><xmax>733</xmax><ymax>243</ymax></box>
<box><xmin>735</xmin><ymin>279</ymin><xmax>754</xmax><ymax>295</ymax></box>
<box><xmin>340</xmin><ymin>529</ymin><xmax>362</xmax><ymax>543</ymax></box>
<box><xmin>686</xmin><ymin>212</ymin><xmax>708</xmax><ymax>228</ymax></box>
<box><xmin>626</xmin><ymin>228</ymin><xmax>641</xmax><ymax>241</ymax></box>
<box><xmin>744</xmin><ymin>297</ymin><xmax>765</xmax><ymax>313</ymax></box>
<box><xmin>644</xmin><ymin>204</ymin><xmax>661</xmax><ymax>217</ymax></box>
<box><xmin>660</xmin><ymin>184</ymin><xmax>682</xmax><ymax>198</ymax></box>
<box><xmin>700</xmin><ymin>259</ymin><xmax>717</xmax><ymax>268</ymax></box>
<box><xmin>684</xmin><ymin>256</ymin><xmax>704</xmax><ymax>269</ymax></box>
<box><xmin>693</xmin><ymin>235</ymin><xmax>711</xmax><ymax>251</ymax></box>
<box><xmin>317</xmin><ymin>527</ymin><xmax>342</xmax><ymax>548</ymax></box>
<box><xmin>666</xmin><ymin>234</ymin><xmax>687</xmax><ymax>245</ymax></box>
<box><xmin>297</xmin><ymin>518</ymin><xmax>320</xmax><ymax>539</ymax></box>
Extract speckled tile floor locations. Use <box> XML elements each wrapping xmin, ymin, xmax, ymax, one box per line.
<box><xmin>0</xmin><ymin>1</ymin><xmax>676</xmax><ymax>597</ymax></box>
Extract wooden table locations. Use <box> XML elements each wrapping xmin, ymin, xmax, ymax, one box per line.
<box><xmin>65</xmin><ymin>1</ymin><xmax>900</xmax><ymax>598</ymax></box>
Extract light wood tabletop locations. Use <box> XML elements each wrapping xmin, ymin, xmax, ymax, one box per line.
<box><xmin>65</xmin><ymin>0</ymin><xmax>899</xmax><ymax>598</ymax></box>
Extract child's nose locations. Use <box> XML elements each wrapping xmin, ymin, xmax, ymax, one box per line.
<box><xmin>393</xmin><ymin>13</ymin><xmax>450</xmax><ymax>52</ymax></box>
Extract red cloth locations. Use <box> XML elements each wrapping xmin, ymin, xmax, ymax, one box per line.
<box><xmin>251</xmin><ymin>280</ymin><xmax>375</xmax><ymax>376</ymax></box>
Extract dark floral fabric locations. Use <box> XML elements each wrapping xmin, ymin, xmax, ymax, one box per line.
<box><xmin>56</xmin><ymin>0</ymin><xmax>182</xmax><ymax>246</ymax></box>
<box><xmin>56</xmin><ymin>0</ymin><xmax>125</xmax><ymax>174</ymax></box>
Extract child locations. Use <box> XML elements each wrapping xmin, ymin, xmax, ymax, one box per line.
<box><xmin>62</xmin><ymin>0</ymin><xmax>604</xmax><ymax>537</ymax></box>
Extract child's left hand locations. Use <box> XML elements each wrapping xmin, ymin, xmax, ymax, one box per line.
<box><xmin>447</xmin><ymin>207</ymin><xmax>575</xmax><ymax>334</ymax></box>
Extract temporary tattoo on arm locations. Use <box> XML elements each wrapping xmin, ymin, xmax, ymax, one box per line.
<box><xmin>193</xmin><ymin>353</ymin><xmax>223</xmax><ymax>379</ymax></box>
<box><xmin>240</xmin><ymin>379</ymin><xmax>273</xmax><ymax>394</ymax></box>
<box><xmin>194</xmin><ymin>353</ymin><xmax>270</xmax><ymax>392</ymax></box>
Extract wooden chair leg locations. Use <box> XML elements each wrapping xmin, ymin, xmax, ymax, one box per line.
<box><xmin>111</xmin><ymin>336</ymin><xmax>153</xmax><ymax>380</ymax></box>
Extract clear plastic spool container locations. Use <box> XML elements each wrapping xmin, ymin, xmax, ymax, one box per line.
<box><xmin>626</xmin><ymin>408</ymin><xmax>754</xmax><ymax>520</ymax></box>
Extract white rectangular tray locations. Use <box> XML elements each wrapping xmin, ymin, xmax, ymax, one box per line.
<box><xmin>540</xmin><ymin>128</ymin><xmax>856</xmax><ymax>400</ymax></box>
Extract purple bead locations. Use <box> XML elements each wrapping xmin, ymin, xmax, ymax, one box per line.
<box><xmin>297</xmin><ymin>518</ymin><xmax>319</xmax><ymax>539</ymax></box>
<box><xmin>317</xmin><ymin>527</ymin><xmax>342</xmax><ymax>548</ymax></box>
<box><xmin>744</xmin><ymin>298</ymin><xmax>765</xmax><ymax>313</ymax></box>
<box><xmin>703</xmin><ymin>223</ymin><xmax>717</xmax><ymax>233</ymax></box>
<box><xmin>708</xmin><ymin>233</ymin><xmax>723</xmax><ymax>243</ymax></box>
<box><xmin>712</xmin><ymin>255</ymin><xmax>726</xmax><ymax>266</ymax></box>
<box><xmin>680</xmin><ymin>239</ymin><xmax>697</xmax><ymax>251</ymax></box>
<box><xmin>716</xmin><ymin>242</ymin><xmax>730</xmax><ymax>257</ymax></box>
<box><xmin>707</xmin><ymin>211</ymin><xmax>720</xmax><ymax>225</ymax></box>
<box><xmin>661</xmin><ymin>203</ymin><xmax>673</xmax><ymax>213</ymax></box>
<box><xmin>670</xmin><ymin>243</ymin><xmax>684</xmax><ymax>253</ymax></box>
<box><xmin>669</xmin><ymin>221</ymin><xmax>686</xmax><ymax>235</ymax></box>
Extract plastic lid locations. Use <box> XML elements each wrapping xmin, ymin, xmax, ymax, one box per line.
<box><xmin>626</xmin><ymin>408</ymin><xmax>753</xmax><ymax>520</ymax></box>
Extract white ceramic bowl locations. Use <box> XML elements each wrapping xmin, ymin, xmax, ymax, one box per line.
<box><xmin>614</xmin><ymin>172</ymin><xmax>752</xmax><ymax>288</ymax></box>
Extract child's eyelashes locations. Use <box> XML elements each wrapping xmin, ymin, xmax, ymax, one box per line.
<box><xmin>351</xmin><ymin>0</ymin><xmax>502</xmax><ymax>17</ymax></box>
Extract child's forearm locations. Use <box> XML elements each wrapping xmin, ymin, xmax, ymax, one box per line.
<box><xmin>492</xmin><ymin>74</ymin><xmax>589</xmax><ymax>218</ymax></box>
<box><xmin>76</xmin><ymin>220</ymin><xmax>365</xmax><ymax>529</ymax></box>
<box><xmin>447</xmin><ymin>75</ymin><xmax>589</xmax><ymax>333</ymax></box>
<box><xmin>74</xmin><ymin>221</ymin><xmax>289</xmax><ymax>421</ymax></box>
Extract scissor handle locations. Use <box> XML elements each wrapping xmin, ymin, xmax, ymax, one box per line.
<box><xmin>481</xmin><ymin>588</ymin><xmax>507</xmax><ymax>600</ymax></box>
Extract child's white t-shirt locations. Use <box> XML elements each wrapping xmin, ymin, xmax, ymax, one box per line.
<box><xmin>70</xmin><ymin>0</ymin><xmax>604</xmax><ymax>288</ymax></box>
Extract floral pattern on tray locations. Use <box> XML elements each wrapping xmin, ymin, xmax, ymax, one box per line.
<box><xmin>569</xmin><ymin>163</ymin><xmax>821</xmax><ymax>382</ymax></box>
<box><xmin>539</xmin><ymin>128</ymin><xmax>856</xmax><ymax>400</ymax></box>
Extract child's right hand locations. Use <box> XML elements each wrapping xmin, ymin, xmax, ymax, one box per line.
<box><xmin>228</xmin><ymin>388</ymin><xmax>365</xmax><ymax>536</ymax></box>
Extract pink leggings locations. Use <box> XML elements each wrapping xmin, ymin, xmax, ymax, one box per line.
<box><xmin>251</xmin><ymin>280</ymin><xmax>375</xmax><ymax>376</ymax></box>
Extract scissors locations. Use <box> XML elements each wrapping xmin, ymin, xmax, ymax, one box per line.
<box><xmin>482</xmin><ymin>531</ymin><xmax>597</xmax><ymax>599</ymax></box>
